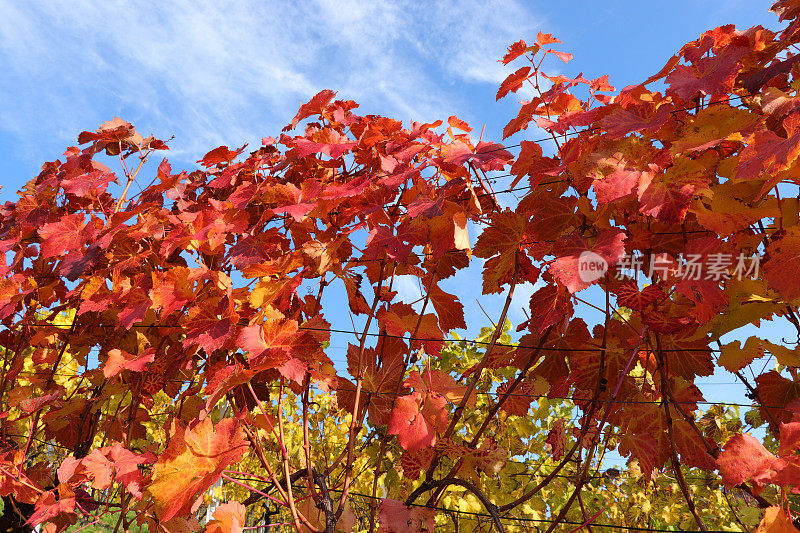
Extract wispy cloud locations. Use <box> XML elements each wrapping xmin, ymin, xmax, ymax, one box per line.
<box><xmin>0</xmin><ymin>0</ymin><xmax>542</xmax><ymax>167</ymax></box>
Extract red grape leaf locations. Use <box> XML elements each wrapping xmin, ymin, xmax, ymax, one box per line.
<box><xmin>717</xmin><ymin>433</ymin><xmax>781</xmax><ymax>487</ymax></box>
<box><xmin>428</xmin><ymin>285</ymin><xmax>466</xmax><ymax>332</ymax></box>
<box><xmin>549</xmin><ymin>229</ymin><xmax>626</xmax><ymax>293</ymax></box>
<box><xmin>501</xmin><ymin>40</ymin><xmax>527</xmax><ymax>65</ymax></box>
<box><xmin>198</xmin><ymin>145</ymin><xmax>245</xmax><ymax>168</ymax></box>
<box><xmin>294</xmin><ymin>132</ymin><xmax>356</xmax><ymax>159</ymax></box>
<box><xmin>79</xmin><ymin>443</ymin><xmax>153</xmax><ymax>498</ymax></box>
<box><xmin>599</xmin><ymin>104</ymin><xmax>672</xmax><ymax>139</ymax></box>
<box><xmin>406</xmin><ymin>366</ymin><xmax>470</xmax><ymax>406</ymax></box>
<box><xmin>204</xmin><ymin>363</ymin><xmax>256</xmax><ymax>413</ymax></box>
<box><xmin>287</xmin><ymin>89</ymin><xmax>337</xmax><ymax>130</ymax></box>
<box><xmin>39</xmin><ymin>214</ymin><xmax>87</xmax><ymax>258</ymax></box>
<box><xmin>496</xmin><ymin>67</ymin><xmax>531</xmax><ymax>100</ymax></box>
<box><xmin>756</xmin><ymin>371</ymin><xmax>800</xmax><ymax>429</ymax></box>
<box><xmin>527</xmin><ymin>284</ymin><xmax>573</xmax><ymax>334</ymax></box>
<box><xmin>545</xmin><ymin>418</ymin><xmax>566</xmax><ymax>460</ymax></box>
<box><xmin>378</xmin><ymin>498</ymin><xmax>435</xmax><ymax>533</ymax></box>
<box><xmin>763</xmin><ymin>228</ymin><xmax>800</xmax><ymax>300</ymax></box>
<box><xmin>615</xmin><ymin>280</ymin><xmax>665</xmax><ymax>312</ymax></box>
<box><xmin>387</xmin><ymin>392</ymin><xmax>447</xmax><ymax>451</ymax></box>
<box><xmin>28</xmin><ymin>485</ymin><xmax>76</xmax><ymax>527</ymax></box>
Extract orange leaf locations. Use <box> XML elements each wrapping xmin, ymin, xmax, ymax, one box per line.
<box><xmin>205</xmin><ymin>501</ymin><xmax>246</xmax><ymax>533</ymax></box>
<box><xmin>536</xmin><ymin>31</ymin><xmax>561</xmax><ymax>45</ymax></box>
<box><xmin>147</xmin><ymin>417</ymin><xmax>248</xmax><ymax>521</ymax></box>
<box><xmin>447</xmin><ymin>115</ymin><xmax>472</xmax><ymax>132</ymax></box>
<box><xmin>103</xmin><ymin>348</ymin><xmax>155</xmax><ymax>378</ymax></box>
<box><xmin>755</xmin><ymin>507</ymin><xmax>800</xmax><ymax>533</ymax></box>
<box><xmin>501</xmin><ymin>39</ymin><xmax>528</xmax><ymax>64</ymax></box>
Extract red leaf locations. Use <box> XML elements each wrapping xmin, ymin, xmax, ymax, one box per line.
<box><xmin>615</xmin><ymin>281</ymin><xmax>665</xmax><ymax>311</ymax></box>
<box><xmin>675</xmin><ymin>278</ymin><xmax>728</xmax><ymax>325</ymax></box>
<box><xmin>496</xmin><ymin>66</ymin><xmax>531</xmax><ymax>100</ymax></box>
<box><xmin>61</xmin><ymin>170</ymin><xmax>117</xmax><ymax>197</ymax></box>
<box><xmin>673</xmin><ymin>419</ymin><xmax>717</xmax><ymax>471</ymax></box>
<box><xmin>763</xmin><ymin>228</ymin><xmax>800</xmax><ymax>300</ymax></box>
<box><xmin>779</xmin><ymin>418</ymin><xmax>800</xmax><ymax>457</ymax></box>
<box><xmin>387</xmin><ymin>392</ymin><xmax>447</xmax><ymax>451</ymax></box>
<box><xmin>741</xmin><ymin>54</ymin><xmax>800</xmax><ymax>94</ymax></box>
<box><xmin>503</xmin><ymin>98</ymin><xmax>541</xmax><ymax>138</ymax></box>
<box><xmin>549</xmin><ymin>229</ymin><xmax>626</xmax><ymax>293</ymax></box>
<box><xmin>545</xmin><ymin>419</ymin><xmax>566</xmax><ymax>460</ymax></box>
<box><xmin>76</xmin><ymin>443</ymin><xmax>153</xmax><ymax>498</ymax></box>
<box><xmin>501</xmin><ymin>40</ymin><xmax>528</xmax><ymax>64</ymax></box>
<box><xmin>151</xmin><ymin>266</ymin><xmax>198</xmax><ymax>315</ymax></box>
<box><xmin>77</xmin><ymin>117</ymin><xmax>134</xmax><ymax>144</ymax></box>
<box><xmin>616</xmin><ymin>405</ymin><xmax>664</xmax><ymax>477</ymax></box>
<box><xmin>473</xmin><ymin>210</ymin><xmax>526</xmax><ymax>259</ymax></box>
<box><xmin>756</xmin><ymin>371</ymin><xmax>800</xmax><ymax>429</ymax></box>
<box><xmin>497</xmin><ymin>380</ymin><xmax>535</xmax><ymax>416</ymax></box>
<box><xmin>294</xmin><ymin>134</ymin><xmax>356</xmax><ymax>159</ymax></box>
<box><xmin>338</xmin><ymin>338</ymin><xmax>407</xmax><ymax>426</ymax></box>
<box><xmin>599</xmin><ymin>105</ymin><xmax>672</xmax><ymax>139</ymax></box>
<box><xmin>717</xmin><ymin>433</ymin><xmax>781</xmax><ymax>487</ymax></box>
<box><xmin>378</xmin><ymin>499</ymin><xmax>435</xmax><ymax>533</ymax></box>
<box><xmin>39</xmin><ymin>214</ymin><xmax>87</xmax><ymax>258</ymax></box>
<box><xmin>637</xmin><ymin>164</ymin><xmax>706</xmax><ymax>224</ymax></box>
<box><xmin>429</xmin><ymin>285</ymin><xmax>466</xmax><ymax>332</ymax></box>
<box><xmin>438</xmin><ymin>140</ymin><xmax>513</xmax><ymax>172</ymax></box>
<box><xmin>28</xmin><ymin>486</ymin><xmax>75</xmax><ymax>527</ymax></box>
<box><xmin>19</xmin><ymin>392</ymin><xmax>61</xmax><ymax>415</ymax></box>
<box><xmin>400</xmin><ymin>448</ymin><xmax>434</xmax><ymax>480</ymax></box>
<box><xmin>406</xmin><ymin>366</ymin><xmax>469</xmax><ymax>405</ymax></box>
<box><xmin>184</xmin><ymin>300</ymin><xmax>239</xmax><ymax>354</ymax></box>
<box><xmin>204</xmin><ymin>364</ymin><xmax>256</xmax><ymax>412</ymax></box>
<box><xmin>239</xmin><ymin>320</ymin><xmax>297</xmax><ymax>361</ymax></box>
<box><xmin>527</xmin><ymin>284</ymin><xmax>573</xmax><ymax>334</ymax></box>
<box><xmin>287</xmin><ymin>89</ymin><xmax>337</xmax><ymax>129</ymax></box>
<box><xmin>665</xmin><ymin>47</ymin><xmax>746</xmax><ymax>100</ymax></box>
<box><xmin>198</xmin><ymin>145</ymin><xmax>246</xmax><ymax>168</ymax></box>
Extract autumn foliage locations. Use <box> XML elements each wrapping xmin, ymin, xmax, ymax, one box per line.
<box><xmin>5</xmin><ymin>1</ymin><xmax>800</xmax><ymax>532</ymax></box>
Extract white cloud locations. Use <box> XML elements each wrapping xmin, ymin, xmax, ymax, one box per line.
<box><xmin>509</xmin><ymin>277</ymin><xmax>545</xmax><ymax>325</ymax></box>
<box><xmin>394</xmin><ymin>274</ymin><xmax>423</xmax><ymax>308</ymax></box>
<box><xmin>0</xmin><ymin>0</ymin><xmax>543</xmax><ymax>166</ymax></box>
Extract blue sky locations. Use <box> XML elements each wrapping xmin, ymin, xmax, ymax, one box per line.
<box><xmin>0</xmin><ymin>0</ymin><xmax>788</xmax><ymax>448</ymax></box>
<box><xmin>0</xmin><ymin>0</ymin><xmax>780</xmax><ymax>191</ymax></box>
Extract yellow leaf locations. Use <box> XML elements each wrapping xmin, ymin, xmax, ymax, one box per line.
<box><xmin>763</xmin><ymin>340</ymin><xmax>800</xmax><ymax>367</ymax></box>
<box><xmin>718</xmin><ymin>337</ymin><xmax>765</xmax><ymax>372</ymax></box>
<box><xmin>671</xmin><ymin>105</ymin><xmax>759</xmax><ymax>154</ymax></box>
